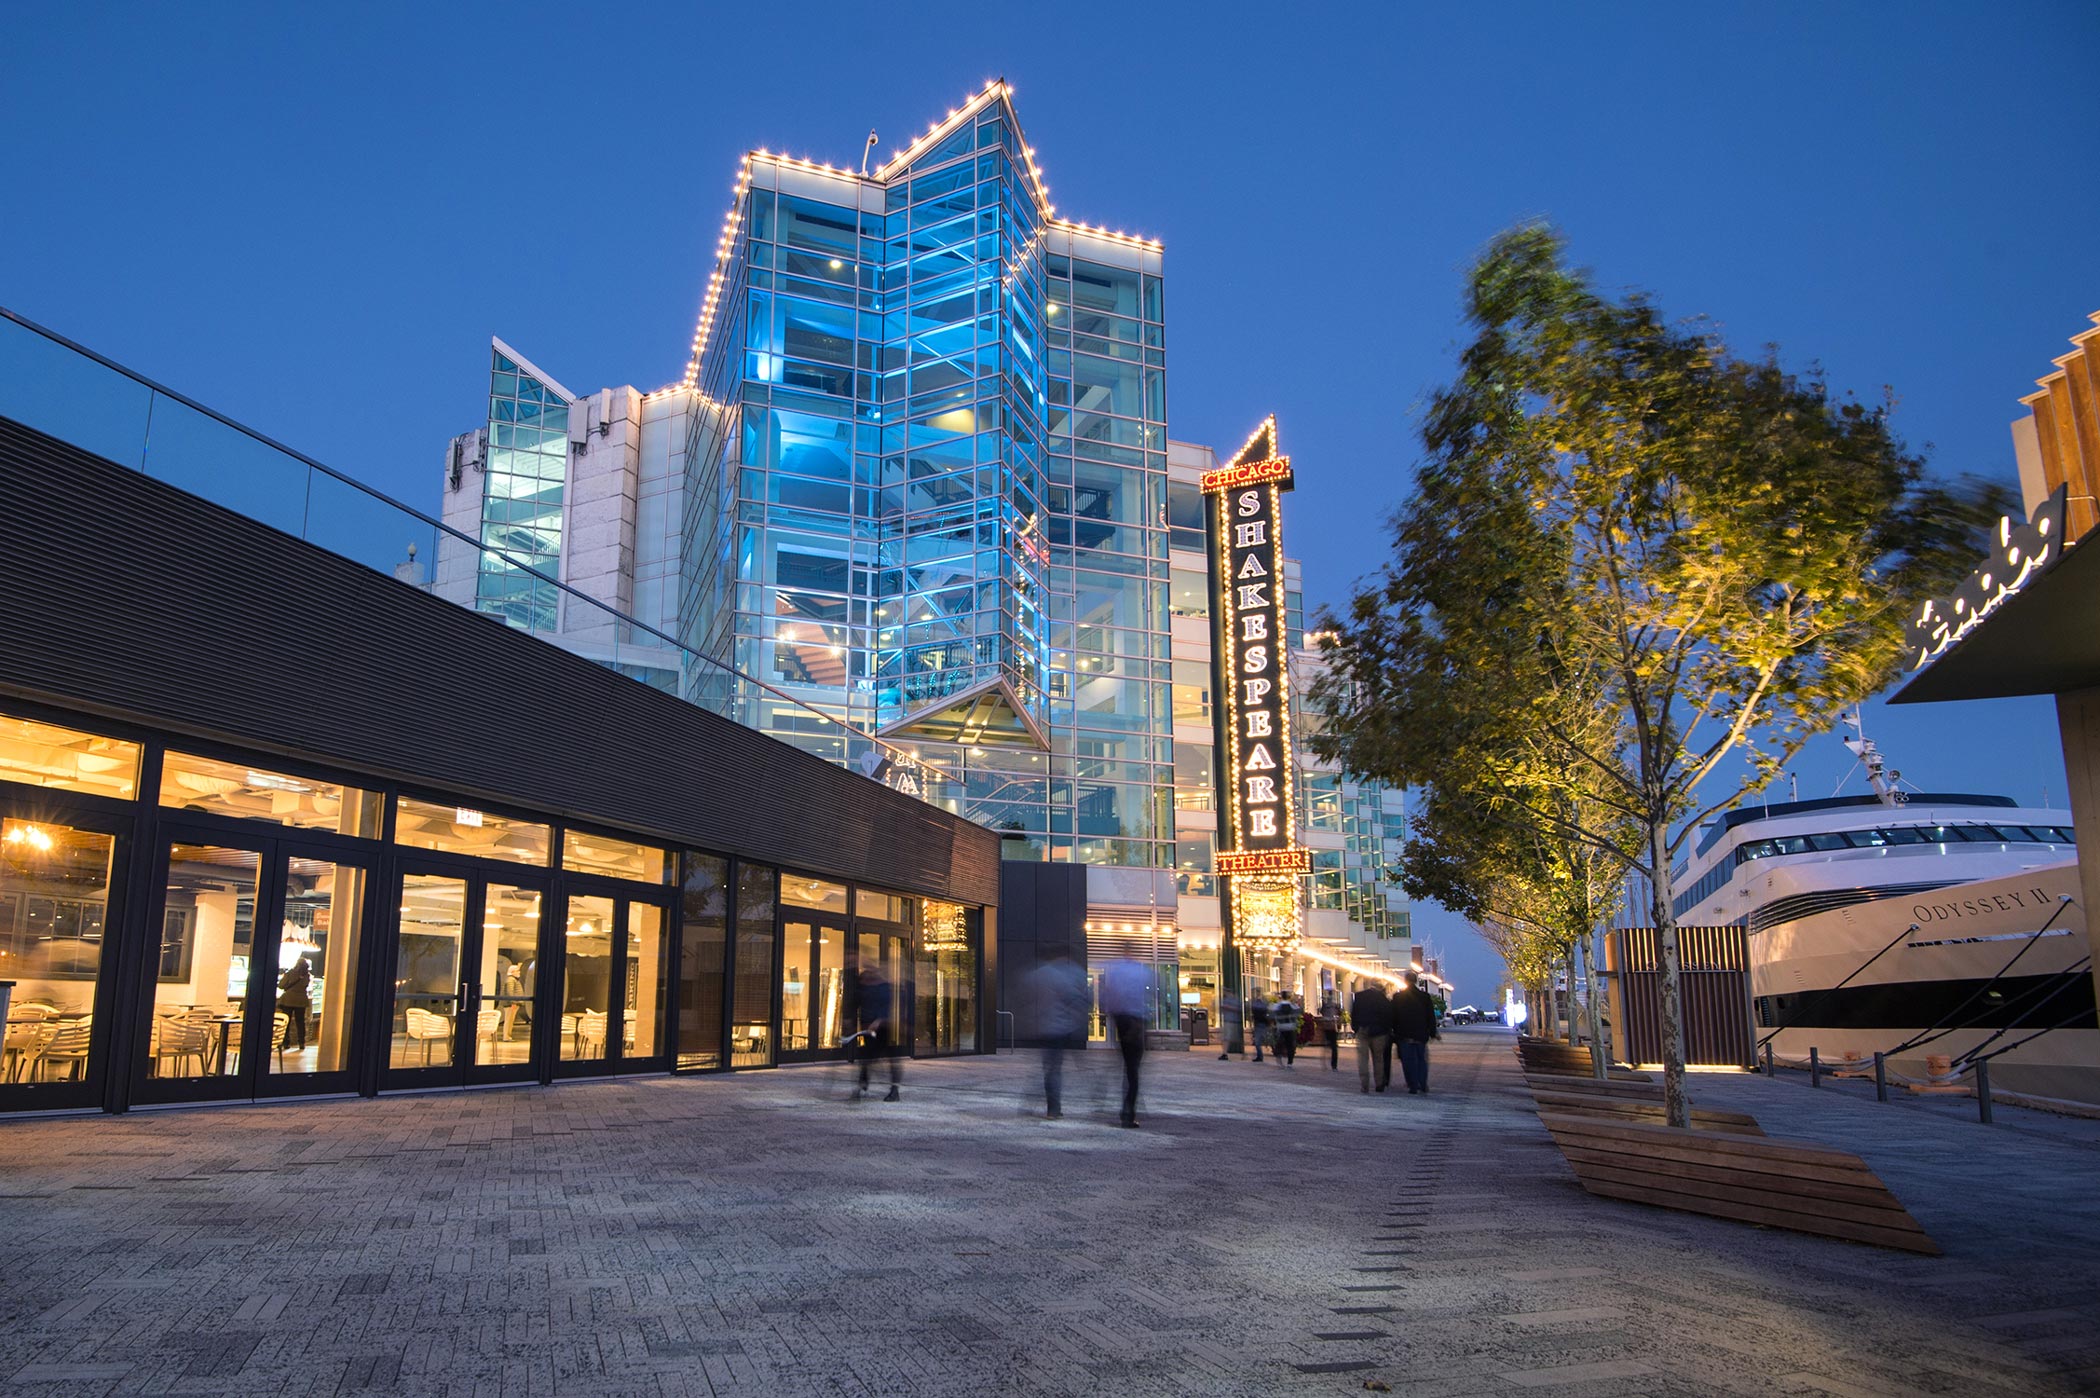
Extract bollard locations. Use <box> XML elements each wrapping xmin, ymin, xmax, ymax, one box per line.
<box><xmin>1976</xmin><ymin>1059</ymin><xmax>1993</xmax><ymax>1124</ymax></box>
<box><xmin>1874</xmin><ymin>1051</ymin><xmax>1887</xmax><ymax>1102</ymax></box>
<box><xmin>1763</xmin><ymin>1042</ymin><xmax>1774</xmax><ymax>1076</ymax></box>
<box><xmin>1810</xmin><ymin>1046</ymin><xmax>1821</xmax><ymax>1088</ymax></box>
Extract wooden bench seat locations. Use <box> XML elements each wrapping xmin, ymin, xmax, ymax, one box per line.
<box><xmin>1536</xmin><ymin>1111</ymin><xmax>1938</xmax><ymax>1254</ymax></box>
<box><xmin>1531</xmin><ymin>1089</ymin><xmax>1764</xmax><ymax>1136</ymax></box>
<box><xmin>1514</xmin><ymin>1042</ymin><xmax>1651</xmax><ymax>1082</ymax></box>
<box><xmin>1522</xmin><ymin>1072</ymin><xmax>1663</xmax><ymax>1098</ymax></box>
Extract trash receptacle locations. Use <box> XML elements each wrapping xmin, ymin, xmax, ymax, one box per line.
<box><xmin>1183</xmin><ymin>1007</ymin><xmax>1210</xmax><ymax>1046</ymax></box>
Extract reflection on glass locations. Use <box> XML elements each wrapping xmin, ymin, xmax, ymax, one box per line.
<box><xmin>676</xmin><ymin>853</ymin><xmax>727</xmax><ymax>1070</ymax></box>
<box><xmin>780</xmin><ymin>919</ymin><xmax>812</xmax><ymax>1053</ymax></box>
<box><xmin>624</xmin><ymin>904</ymin><xmax>664</xmax><ymax>1058</ymax></box>
<box><xmin>916</xmin><ymin>914</ymin><xmax>977</xmax><ymax>1056</ymax></box>
<box><xmin>160</xmin><ymin>752</ymin><xmax>381</xmax><ymax>835</ymax></box>
<box><xmin>1</xmin><ymin>819</ymin><xmax>114</xmax><ymax>1086</ymax></box>
<box><xmin>561</xmin><ymin>895</ymin><xmax>614</xmax><ymax>1061</ymax></box>
<box><xmin>478</xmin><ymin>884</ymin><xmax>539</xmax><ymax>1066</ymax></box>
<box><xmin>392</xmin><ymin>875</ymin><xmax>464</xmax><ymax>1068</ymax></box>
<box><xmin>730</xmin><ymin>863</ymin><xmax>776</xmax><ymax>1067</ymax></box>
<box><xmin>855</xmin><ymin>889</ymin><xmax>909</xmax><ymax>923</ymax></box>
<box><xmin>267</xmin><ymin>859</ymin><xmax>365</xmax><ymax>1076</ymax></box>
<box><xmin>562</xmin><ymin>831</ymin><xmax>668</xmax><ymax>884</ymax></box>
<box><xmin>814</xmin><ymin>923</ymin><xmax>845</xmax><ymax>1050</ymax></box>
<box><xmin>0</xmin><ymin>713</ymin><xmax>140</xmax><ymax>800</ymax></box>
<box><xmin>148</xmin><ymin>844</ymin><xmax>261</xmax><ymax>1079</ymax></box>
<box><xmin>781</xmin><ymin>874</ymin><xmax>846</xmax><ymax>912</ymax></box>
<box><xmin>394</xmin><ymin>797</ymin><xmax>549</xmax><ymax>866</ymax></box>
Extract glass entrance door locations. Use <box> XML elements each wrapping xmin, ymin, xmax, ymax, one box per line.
<box><xmin>384</xmin><ymin>866</ymin><xmax>543</xmax><ymax>1089</ymax></box>
<box><xmin>555</xmin><ymin>893</ymin><xmax>670</xmax><ymax>1075</ymax></box>
<box><xmin>134</xmin><ymin>832</ymin><xmax>373</xmax><ymax>1104</ymax></box>
<box><xmin>856</xmin><ymin>930</ymin><xmax>910</xmax><ymax>1058</ymax></box>
<box><xmin>779</xmin><ymin>912</ymin><xmax>848</xmax><ymax>1059</ymax></box>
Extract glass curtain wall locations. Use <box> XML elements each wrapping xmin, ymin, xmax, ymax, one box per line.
<box><xmin>477</xmin><ymin>347</ymin><xmax>574</xmax><ymax>632</ymax></box>
<box><xmin>682</xmin><ymin>93</ymin><xmax>1170</xmax><ymax>878</ymax></box>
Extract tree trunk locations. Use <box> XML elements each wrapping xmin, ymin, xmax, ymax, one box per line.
<box><xmin>1646</xmin><ymin>819</ymin><xmax>1691</xmax><ymax>1127</ymax></box>
<box><xmin>1585</xmin><ymin>927</ymin><xmax>1608</xmax><ymax>1079</ymax></box>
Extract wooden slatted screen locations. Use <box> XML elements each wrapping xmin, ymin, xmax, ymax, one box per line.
<box><xmin>1606</xmin><ymin>927</ymin><xmax>1755</xmax><ymax>1069</ymax></box>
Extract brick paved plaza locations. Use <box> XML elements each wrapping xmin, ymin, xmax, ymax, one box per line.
<box><xmin>2</xmin><ymin>1028</ymin><xmax>2097</xmax><ymax>1397</ymax></box>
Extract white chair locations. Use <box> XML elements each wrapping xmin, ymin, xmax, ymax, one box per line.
<box><xmin>577</xmin><ymin>1010</ymin><xmax>607</xmax><ymax>1058</ymax></box>
<box><xmin>4</xmin><ymin>1018</ymin><xmax>54</xmax><ymax>1082</ymax></box>
<box><xmin>36</xmin><ymin>1017</ymin><xmax>93</xmax><ymax>1082</ymax></box>
<box><xmin>404</xmin><ymin>1007</ymin><xmax>451</xmax><ymax>1066</ymax></box>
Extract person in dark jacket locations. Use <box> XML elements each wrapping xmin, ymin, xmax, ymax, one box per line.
<box><xmin>1349</xmin><ymin>982</ymin><xmax>1392</xmax><ymax>1093</ymax></box>
<box><xmin>1247</xmin><ymin>991</ymin><xmax>1272</xmax><ymax>1063</ymax></box>
<box><xmin>1317</xmin><ymin>994</ymin><xmax>1342</xmax><ymax>1070</ymax></box>
<box><xmin>276</xmin><ymin>957</ymin><xmax>313</xmax><ymax>1051</ymax></box>
<box><xmin>1270</xmin><ymin>993</ymin><xmax>1301</xmax><ymax>1067</ymax></box>
<box><xmin>1391</xmin><ymin>974</ymin><xmax>1439</xmax><ymax>1094</ymax></box>
<box><xmin>851</xmin><ymin>962</ymin><xmax>901</xmax><ymax>1101</ymax></box>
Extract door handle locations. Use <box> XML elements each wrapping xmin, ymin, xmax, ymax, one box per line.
<box><xmin>460</xmin><ymin>980</ymin><xmax>472</xmax><ymax>1005</ymax></box>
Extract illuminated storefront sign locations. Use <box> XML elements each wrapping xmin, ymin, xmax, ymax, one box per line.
<box><xmin>1205</xmin><ymin>417</ymin><xmax>1311</xmax><ymax>954</ymax></box>
<box><xmin>1215</xmin><ymin>848</ymin><xmax>1313</xmax><ymax>877</ymax></box>
<box><xmin>1904</xmin><ymin>486</ymin><xmax>2069</xmax><ymax>671</ymax></box>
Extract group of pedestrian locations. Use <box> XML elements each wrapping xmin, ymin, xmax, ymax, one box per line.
<box><xmin>1348</xmin><ymin>974</ymin><xmax>1439</xmax><ymax>1095</ymax></box>
<box><xmin>1025</xmin><ymin>954</ymin><xmax>1152</xmax><ymax>1128</ymax></box>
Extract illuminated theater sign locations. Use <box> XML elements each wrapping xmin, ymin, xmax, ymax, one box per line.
<box><xmin>1205</xmin><ymin>417</ymin><xmax>1311</xmax><ymax>954</ymax></box>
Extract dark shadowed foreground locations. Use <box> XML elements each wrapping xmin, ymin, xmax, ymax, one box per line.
<box><xmin>1</xmin><ymin>1028</ymin><xmax>2095</xmax><ymax>1396</ymax></box>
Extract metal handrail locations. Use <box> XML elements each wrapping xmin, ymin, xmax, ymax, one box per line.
<box><xmin>0</xmin><ymin>304</ymin><xmax>957</xmax><ymax>787</ymax></box>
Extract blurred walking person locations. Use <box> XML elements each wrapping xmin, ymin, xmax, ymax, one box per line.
<box><xmin>1271</xmin><ymin>992</ymin><xmax>1301</xmax><ymax>1068</ymax></box>
<box><xmin>1351</xmin><ymin>980</ymin><xmax>1392</xmax><ymax>1093</ymax></box>
<box><xmin>1317</xmin><ymin>992</ymin><xmax>1342</xmax><ymax>1071</ymax></box>
<box><xmin>1099</xmin><ymin>957</ymin><xmax>1151</xmax><ymax>1128</ymax></box>
<box><xmin>1392</xmin><ymin>973</ymin><xmax>1439</xmax><ymax>1095</ymax></box>
<box><xmin>1026</xmin><ymin>954</ymin><xmax>1088</xmax><ymax>1119</ymax></box>
<box><xmin>1216</xmin><ymin>985</ymin><xmax>1242</xmax><ymax>1060</ymax></box>
<box><xmin>1247</xmin><ymin>990</ymin><xmax>1272</xmax><ymax>1064</ymax></box>
<box><xmin>851</xmin><ymin>960</ymin><xmax>902</xmax><ymax>1102</ymax></box>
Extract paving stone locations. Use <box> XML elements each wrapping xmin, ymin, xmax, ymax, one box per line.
<box><xmin>0</xmin><ymin>1031</ymin><xmax>2095</xmax><ymax>1395</ymax></box>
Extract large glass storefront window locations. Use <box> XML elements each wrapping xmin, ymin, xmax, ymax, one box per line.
<box><xmin>478</xmin><ymin>885</ymin><xmax>539</xmax><ymax>1066</ymax></box>
<box><xmin>1</xmin><ymin>819</ymin><xmax>113</xmax><ymax>1085</ymax></box>
<box><xmin>391</xmin><ymin>874</ymin><xmax>465</xmax><ymax>1069</ymax></box>
<box><xmin>562</xmin><ymin>831</ymin><xmax>668</xmax><ymax>884</ymax></box>
<box><xmin>916</xmin><ymin>899</ymin><xmax>976</xmax><ymax>1055</ymax></box>
<box><xmin>394</xmin><ymin>797</ymin><xmax>549</xmax><ymax>865</ymax></box>
<box><xmin>160</xmin><ymin>752</ymin><xmax>381</xmax><ymax>835</ymax></box>
<box><xmin>730</xmin><ymin>863</ymin><xmax>776</xmax><ymax>1067</ymax></box>
<box><xmin>561</xmin><ymin>895</ymin><xmax>615</xmax><ymax>1061</ymax></box>
<box><xmin>147</xmin><ymin>843</ymin><xmax>261</xmax><ymax>1079</ymax></box>
<box><xmin>625</xmin><ymin>904</ymin><xmax>665</xmax><ymax>1059</ymax></box>
<box><xmin>676</xmin><ymin>854</ymin><xmax>727</xmax><ymax>1069</ymax></box>
<box><xmin>268</xmin><ymin>858</ymin><xmax>366</xmax><ymax>1076</ymax></box>
<box><xmin>0</xmin><ymin>715</ymin><xmax>140</xmax><ymax>800</ymax></box>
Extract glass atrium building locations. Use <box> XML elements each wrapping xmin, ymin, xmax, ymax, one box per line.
<box><xmin>432</xmin><ymin>83</ymin><xmax>1414</xmax><ymax>1025</ymax></box>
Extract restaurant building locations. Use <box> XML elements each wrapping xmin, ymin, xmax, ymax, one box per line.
<box><xmin>0</xmin><ymin>308</ymin><xmax>1000</xmax><ymax>1115</ymax></box>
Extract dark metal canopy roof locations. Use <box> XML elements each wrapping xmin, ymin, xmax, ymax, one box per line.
<box><xmin>1891</xmin><ymin>536</ymin><xmax>2100</xmax><ymax>704</ymax></box>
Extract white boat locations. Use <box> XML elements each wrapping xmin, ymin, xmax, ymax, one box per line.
<box><xmin>1672</xmin><ymin>734</ymin><xmax>2096</xmax><ymax>1103</ymax></box>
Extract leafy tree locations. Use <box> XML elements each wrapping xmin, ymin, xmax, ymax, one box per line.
<box><xmin>1314</xmin><ymin>226</ymin><xmax>2007</xmax><ymax>1125</ymax></box>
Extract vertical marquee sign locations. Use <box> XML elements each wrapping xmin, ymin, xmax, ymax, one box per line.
<box><xmin>1204</xmin><ymin>417</ymin><xmax>1311</xmax><ymax>955</ymax></box>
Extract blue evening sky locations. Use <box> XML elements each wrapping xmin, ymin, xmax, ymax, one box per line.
<box><xmin>6</xmin><ymin>2</ymin><xmax>2096</xmax><ymax>1001</ymax></box>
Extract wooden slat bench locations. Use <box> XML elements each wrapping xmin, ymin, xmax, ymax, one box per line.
<box><xmin>1521</xmin><ymin>1072</ymin><xmax>1663</xmax><ymax>1099</ymax></box>
<box><xmin>1515</xmin><ymin>1039</ymin><xmax>1650</xmax><ymax>1081</ymax></box>
<box><xmin>1537</xmin><ymin>1111</ymin><xmax>1938</xmax><ymax>1254</ymax></box>
<box><xmin>1531</xmin><ymin>1089</ymin><xmax>1764</xmax><ymax>1136</ymax></box>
